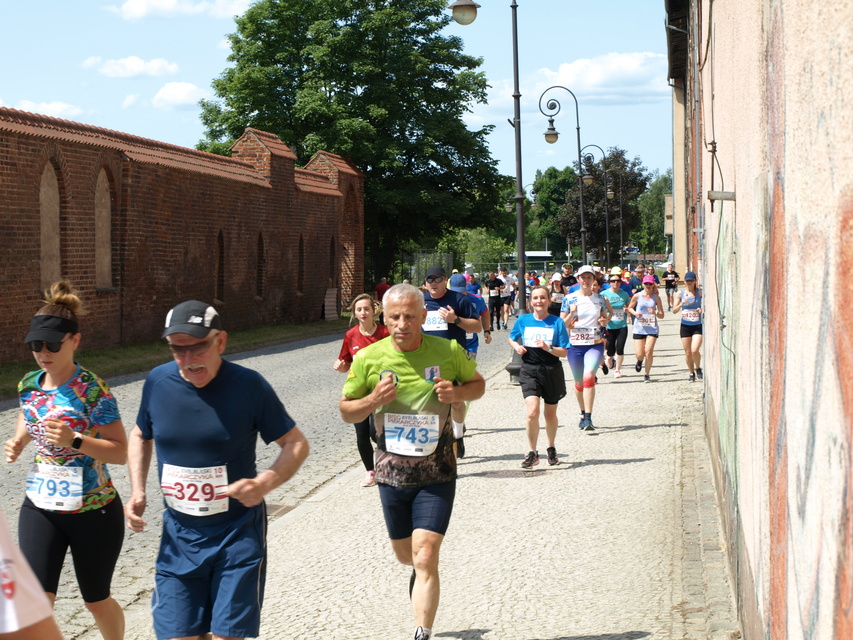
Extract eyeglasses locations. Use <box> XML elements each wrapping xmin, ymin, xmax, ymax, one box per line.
<box><xmin>609</xmin><ymin>279</ymin><xmax>620</xmax><ymax>283</ymax></box>
<box><xmin>425</xmin><ymin>276</ymin><xmax>445</xmax><ymax>284</ymax></box>
<box><xmin>168</xmin><ymin>336</ymin><xmax>217</xmax><ymax>357</ymax></box>
<box><xmin>28</xmin><ymin>338</ymin><xmax>69</xmax><ymax>353</ymax></box>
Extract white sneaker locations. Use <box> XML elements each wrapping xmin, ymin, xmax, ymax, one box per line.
<box><xmin>361</xmin><ymin>470</ymin><xmax>376</xmax><ymax>487</ymax></box>
<box><xmin>614</xmin><ymin>370</ymin><xmax>623</xmax><ymax>378</ymax></box>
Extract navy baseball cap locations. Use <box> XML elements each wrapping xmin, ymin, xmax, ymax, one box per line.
<box><xmin>162</xmin><ymin>301</ymin><xmax>222</xmax><ymax>338</ymax></box>
<box><xmin>448</xmin><ymin>273</ymin><xmax>467</xmax><ymax>293</ymax></box>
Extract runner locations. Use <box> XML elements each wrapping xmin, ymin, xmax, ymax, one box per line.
<box><xmin>125</xmin><ymin>300</ymin><xmax>309</xmax><ymax>640</ymax></box>
<box><xmin>339</xmin><ymin>284</ymin><xmax>485</xmax><ymax>640</ymax></box>
<box><xmin>627</xmin><ymin>275</ymin><xmax>666</xmax><ymax>382</ymax></box>
<box><xmin>601</xmin><ymin>271</ymin><xmax>632</xmax><ymax>378</ymax></box>
<box><xmin>333</xmin><ymin>293</ymin><xmax>390</xmax><ymax>486</ymax></box>
<box><xmin>561</xmin><ymin>266</ymin><xmax>612</xmax><ymax>431</ymax></box>
<box><xmin>508</xmin><ymin>286</ymin><xmax>570</xmax><ymax>468</ymax></box>
<box><xmin>0</xmin><ymin>509</ymin><xmax>63</xmax><ymax>640</ymax></box>
<box><xmin>662</xmin><ymin>263</ymin><xmax>680</xmax><ymax>311</ymax></box>
<box><xmin>548</xmin><ymin>272</ymin><xmax>566</xmax><ymax>317</ymax></box>
<box><xmin>483</xmin><ymin>271</ymin><xmax>504</xmax><ymax>331</ymax></box>
<box><xmin>499</xmin><ymin>267</ymin><xmax>515</xmax><ymax>329</ymax></box>
<box><xmin>672</xmin><ymin>271</ymin><xmax>704</xmax><ymax>382</ymax></box>
<box><xmin>4</xmin><ymin>280</ymin><xmax>127</xmax><ymax>640</ymax></box>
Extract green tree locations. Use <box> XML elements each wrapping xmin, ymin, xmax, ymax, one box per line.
<box><xmin>632</xmin><ymin>169</ymin><xmax>672</xmax><ymax>254</ymax></box>
<box><xmin>555</xmin><ymin>148</ymin><xmax>649</xmax><ymax>265</ymax></box>
<box><xmin>198</xmin><ymin>0</ymin><xmax>504</xmax><ymax>282</ymax></box>
<box><xmin>528</xmin><ymin>166</ymin><xmax>575</xmax><ymax>258</ymax></box>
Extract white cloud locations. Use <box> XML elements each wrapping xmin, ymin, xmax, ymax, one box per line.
<box><xmin>151</xmin><ymin>82</ymin><xmax>207</xmax><ymax>110</ymax></box>
<box><xmin>16</xmin><ymin>101</ymin><xmax>84</xmax><ymax>118</ymax></box>
<box><xmin>94</xmin><ymin>56</ymin><xmax>179</xmax><ymax>77</ymax></box>
<box><xmin>534</xmin><ymin>52</ymin><xmax>670</xmax><ymax>106</ymax></box>
<box><xmin>122</xmin><ymin>94</ymin><xmax>140</xmax><ymax>108</ymax></box>
<box><xmin>0</xmin><ymin>98</ymin><xmax>5</xmax><ymax>107</ymax></box>
<box><xmin>82</xmin><ymin>56</ymin><xmax>102</xmax><ymax>69</ymax></box>
<box><xmin>111</xmin><ymin>0</ymin><xmax>250</xmax><ymax>20</ymax></box>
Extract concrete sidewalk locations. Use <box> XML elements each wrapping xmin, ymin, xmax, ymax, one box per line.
<box><xmin>114</xmin><ymin>315</ymin><xmax>739</xmax><ymax>640</ymax></box>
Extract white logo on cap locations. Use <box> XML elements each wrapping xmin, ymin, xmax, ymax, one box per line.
<box><xmin>187</xmin><ymin>315</ymin><xmax>205</xmax><ymax>325</ymax></box>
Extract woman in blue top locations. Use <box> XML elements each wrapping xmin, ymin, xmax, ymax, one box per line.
<box><xmin>5</xmin><ymin>281</ymin><xmax>128</xmax><ymax>640</ymax></box>
<box><xmin>627</xmin><ymin>274</ymin><xmax>666</xmax><ymax>382</ymax></box>
<box><xmin>509</xmin><ymin>286</ymin><xmax>571</xmax><ymax>469</ymax></box>
<box><xmin>601</xmin><ymin>272</ymin><xmax>632</xmax><ymax>378</ymax></box>
<box><xmin>672</xmin><ymin>270</ymin><xmax>703</xmax><ymax>382</ymax></box>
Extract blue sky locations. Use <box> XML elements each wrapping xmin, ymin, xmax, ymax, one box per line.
<box><xmin>1</xmin><ymin>0</ymin><xmax>671</xmax><ymax>189</ymax></box>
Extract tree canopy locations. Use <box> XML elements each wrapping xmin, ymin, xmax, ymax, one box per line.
<box><xmin>197</xmin><ymin>0</ymin><xmax>505</xmax><ymax>282</ymax></box>
<box><xmin>634</xmin><ymin>168</ymin><xmax>672</xmax><ymax>254</ymax></box>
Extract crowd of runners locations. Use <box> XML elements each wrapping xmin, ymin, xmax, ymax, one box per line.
<box><xmin>2</xmin><ymin>263</ymin><xmax>701</xmax><ymax>640</ymax></box>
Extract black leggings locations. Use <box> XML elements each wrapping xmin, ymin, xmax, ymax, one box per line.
<box><xmin>488</xmin><ymin>297</ymin><xmax>502</xmax><ymax>328</ymax></box>
<box><xmin>605</xmin><ymin>326</ymin><xmax>629</xmax><ymax>357</ymax></box>
<box><xmin>18</xmin><ymin>494</ymin><xmax>124</xmax><ymax>602</ymax></box>
<box><xmin>354</xmin><ymin>415</ymin><xmax>377</xmax><ymax>471</ymax></box>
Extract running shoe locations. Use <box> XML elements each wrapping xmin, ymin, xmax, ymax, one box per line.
<box><xmin>521</xmin><ymin>450</ymin><xmax>539</xmax><ymax>469</ymax></box>
<box><xmin>601</xmin><ymin>361</ymin><xmax>609</xmax><ymax>376</ymax></box>
<box><xmin>609</xmin><ymin>357</ymin><xmax>616</xmax><ymax>369</ymax></box>
<box><xmin>456</xmin><ymin>437</ymin><xmax>465</xmax><ymax>459</ymax></box>
<box><xmin>635</xmin><ymin>360</ymin><xmax>643</xmax><ymax>373</ymax></box>
<box><xmin>414</xmin><ymin>627</ymin><xmax>431</xmax><ymax>640</ymax></box>
<box><xmin>361</xmin><ymin>470</ymin><xmax>376</xmax><ymax>487</ymax></box>
<box><xmin>696</xmin><ymin>367</ymin><xmax>703</xmax><ymax>380</ymax></box>
<box><xmin>688</xmin><ymin>373</ymin><xmax>696</xmax><ymax>383</ymax></box>
<box><xmin>644</xmin><ymin>375</ymin><xmax>651</xmax><ymax>383</ymax></box>
<box><xmin>583</xmin><ymin>416</ymin><xmax>596</xmax><ymax>431</ymax></box>
<box><xmin>578</xmin><ymin>414</ymin><xmax>586</xmax><ymax>430</ymax></box>
<box><xmin>546</xmin><ymin>446</ymin><xmax>560</xmax><ymax>465</ymax></box>
<box><xmin>614</xmin><ymin>370</ymin><xmax>623</xmax><ymax>379</ymax></box>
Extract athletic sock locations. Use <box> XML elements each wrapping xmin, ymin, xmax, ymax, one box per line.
<box><xmin>452</xmin><ymin>421</ymin><xmax>465</xmax><ymax>439</ymax></box>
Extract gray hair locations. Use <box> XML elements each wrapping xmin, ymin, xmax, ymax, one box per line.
<box><xmin>384</xmin><ymin>283</ymin><xmax>425</xmax><ymax>306</ymax></box>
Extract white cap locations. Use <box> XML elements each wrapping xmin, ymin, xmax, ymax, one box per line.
<box><xmin>576</xmin><ymin>265</ymin><xmax>595</xmax><ymax>277</ymax></box>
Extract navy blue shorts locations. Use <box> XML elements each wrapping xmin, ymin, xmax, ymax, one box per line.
<box><xmin>152</xmin><ymin>505</ymin><xmax>267</xmax><ymax>640</ymax></box>
<box><xmin>378</xmin><ymin>481</ymin><xmax>456</xmax><ymax>539</ymax></box>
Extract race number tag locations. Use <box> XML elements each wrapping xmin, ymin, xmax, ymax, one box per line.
<box><xmin>489</xmin><ymin>289</ymin><xmax>499</xmax><ymax>297</ymax></box>
<box><xmin>611</xmin><ymin>310</ymin><xmax>626</xmax><ymax>323</ymax></box>
<box><xmin>384</xmin><ymin>413</ymin><xmax>440</xmax><ymax>457</ymax></box>
<box><xmin>682</xmin><ymin>309</ymin><xmax>701</xmax><ymax>322</ymax></box>
<box><xmin>570</xmin><ymin>327</ymin><xmax>600</xmax><ymax>346</ymax></box>
<box><xmin>523</xmin><ymin>326</ymin><xmax>554</xmax><ymax>347</ymax></box>
<box><xmin>638</xmin><ymin>314</ymin><xmax>657</xmax><ymax>327</ymax></box>
<box><xmin>422</xmin><ymin>310</ymin><xmax>448</xmax><ymax>332</ymax></box>
<box><xmin>161</xmin><ymin>464</ymin><xmax>229</xmax><ymax>516</ymax></box>
<box><xmin>552</xmin><ymin>293</ymin><xmax>565</xmax><ymax>302</ymax></box>
<box><xmin>26</xmin><ymin>464</ymin><xmax>83</xmax><ymax>511</ymax></box>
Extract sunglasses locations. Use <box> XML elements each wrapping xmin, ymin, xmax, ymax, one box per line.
<box><xmin>643</xmin><ymin>282</ymin><xmax>655</xmax><ymax>286</ymax></box>
<box><xmin>426</xmin><ymin>276</ymin><xmax>445</xmax><ymax>284</ymax></box>
<box><xmin>609</xmin><ymin>279</ymin><xmax>620</xmax><ymax>283</ymax></box>
<box><xmin>28</xmin><ymin>338</ymin><xmax>69</xmax><ymax>353</ymax></box>
<box><xmin>168</xmin><ymin>336</ymin><xmax>217</xmax><ymax>357</ymax></box>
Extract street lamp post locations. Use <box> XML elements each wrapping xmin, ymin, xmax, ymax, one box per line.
<box><xmin>539</xmin><ymin>86</ymin><xmax>586</xmax><ymax>262</ymax></box>
<box><xmin>580</xmin><ymin>144</ymin><xmax>609</xmax><ymax>265</ymax></box>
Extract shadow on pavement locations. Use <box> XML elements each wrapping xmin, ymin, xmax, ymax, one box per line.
<box><xmin>605</xmin><ymin>422</ymin><xmax>686</xmax><ymax>433</ymax></box>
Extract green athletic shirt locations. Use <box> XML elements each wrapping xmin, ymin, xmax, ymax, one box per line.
<box><xmin>343</xmin><ymin>334</ymin><xmax>478</xmax><ymax>488</ymax></box>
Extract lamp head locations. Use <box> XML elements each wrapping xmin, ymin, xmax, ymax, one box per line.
<box><xmin>544</xmin><ymin>117</ymin><xmax>559</xmax><ymax>144</ymax></box>
<box><xmin>449</xmin><ymin>0</ymin><xmax>480</xmax><ymax>25</ymax></box>
<box><xmin>582</xmin><ymin>172</ymin><xmax>594</xmax><ymax>186</ymax></box>
<box><xmin>607</xmin><ymin>189</ymin><xmax>615</xmax><ymax>200</ymax></box>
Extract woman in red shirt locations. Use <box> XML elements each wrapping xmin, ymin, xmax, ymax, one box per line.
<box><xmin>333</xmin><ymin>293</ymin><xmax>389</xmax><ymax>486</ymax></box>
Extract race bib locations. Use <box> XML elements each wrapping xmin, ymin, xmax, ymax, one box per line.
<box><xmin>611</xmin><ymin>310</ymin><xmax>625</xmax><ymax>323</ymax></box>
<box><xmin>384</xmin><ymin>414</ymin><xmax>440</xmax><ymax>457</ymax></box>
<box><xmin>522</xmin><ymin>326</ymin><xmax>554</xmax><ymax>347</ymax></box>
<box><xmin>161</xmin><ymin>464</ymin><xmax>229</xmax><ymax>516</ymax></box>
<box><xmin>26</xmin><ymin>464</ymin><xmax>83</xmax><ymax>511</ymax></box>
<box><xmin>682</xmin><ymin>309</ymin><xmax>701</xmax><ymax>322</ymax></box>
<box><xmin>552</xmin><ymin>293</ymin><xmax>565</xmax><ymax>302</ymax></box>
<box><xmin>638</xmin><ymin>313</ymin><xmax>657</xmax><ymax>327</ymax></box>
<box><xmin>422</xmin><ymin>310</ymin><xmax>448</xmax><ymax>332</ymax></box>
<box><xmin>570</xmin><ymin>327</ymin><xmax>600</xmax><ymax>345</ymax></box>
<box><xmin>489</xmin><ymin>290</ymin><xmax>499</xmax><ymax>297</ymax></box>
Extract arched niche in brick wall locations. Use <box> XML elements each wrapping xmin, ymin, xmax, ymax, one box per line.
<box><xmin>215</xmin><ymin>230</ymin><xmax>225</xmax><ymax>303</ymax></box>
<box><xmin>94</xmin><ymin>168</ymin><xmax>113</xmax><ymax>290</ymax></box>
<box><xmin>39</xmin><ymin>162</ymin><xmax>62</xmax><ymax>290</ymax></box>
<box><xmin>256</xmin><ymin>232</ymin><xmax>266</xmax><ymax>300</ymax></box>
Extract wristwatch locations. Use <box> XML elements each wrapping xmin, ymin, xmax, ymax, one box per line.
<box><xmin>453</xmin><ymin>317</ymin><xmax>461</xmax><ymax>325</ymax></box>
<box><xmin>547</xmin><ymin>344</ymin><xmax>553</xmax><ymax>353</ymax></box>
<box><xmin>71</xmin><ymin>434</ymin><xmax>83</xmax><ymax>449</ymax></box>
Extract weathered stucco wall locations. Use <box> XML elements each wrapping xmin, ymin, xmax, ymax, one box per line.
<box><xmin>672</xmin><ymin>0</ymin><xmax>853</xmax><ymax>637</ymax></box>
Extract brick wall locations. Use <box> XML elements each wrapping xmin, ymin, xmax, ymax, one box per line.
<box><xmin>0</xmin><ymin>108</ymin><xmax>364</xmax><ymax>362</ymax></box>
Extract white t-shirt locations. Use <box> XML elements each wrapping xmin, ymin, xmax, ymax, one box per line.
<box><xmin>501</xmin><ymin>274</ymin><xmax>515</xmax><ymax>297</ymax></box>
<box><xmin>0</xmin><ymin>510</ymin><xmax>53</xmax><ymax>633</ymax></box>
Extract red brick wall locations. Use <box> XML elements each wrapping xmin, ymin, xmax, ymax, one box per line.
<box><xmin>0</xmin><ymin>113</ymin><xmax>363</xmax><ymax>361</ymax></box>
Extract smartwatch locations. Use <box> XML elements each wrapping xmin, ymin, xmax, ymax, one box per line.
<box><xmin>71</xmin><ymin>434</ymin><xmax>83</xmax><ymax>449</ymax></box>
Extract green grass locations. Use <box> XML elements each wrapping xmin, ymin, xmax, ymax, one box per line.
<box><xmin>0</xmin><ymin>316</ymin><xmax>352</xmax><ymax>401</ymax></box>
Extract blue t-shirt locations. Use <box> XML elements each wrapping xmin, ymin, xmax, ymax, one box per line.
<box><xmin>679</xmin><ymin>289</ymin><xmax>703</xmax><ymax>326</ymax></box>
<box><xmin>136</xmin><ymin>359</ymin><xmax>295</xmax><ymax>525</ymax></box>
<box><xmin>423</xmin><ymin>290</ymin><xmax>478</xmax><ymax>348</ymax></box>
<box><xmin>601</xmin><ymin>289</ymin><xmax>631</xmax><ymax>329</ymax></box>
<box><xmin>465</xmin><ymin>293</ymin><xmax>488</xmax><ymax>353</ymax></box>
<box><xmin>509</xmin><ymin>312</ymin><xmax>570</xmax><ymax>365</ymax></box>
<box><xmin>466</xmin><ymin>281</ymin><xmax>481</xmax><ymax>295</ymax></box>
<box><xmin>600</xmin><ymin>281</ymin><xmax>633</xmax><ymax>296</ymax></box>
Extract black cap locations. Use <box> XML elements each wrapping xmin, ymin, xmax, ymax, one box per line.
<box><xmin>425</xmin><ymin>265</ymin><xmax>447</xmax><ymax>280</ymax></box>
<box><xmin>24</xmin><ymin>315</ymin><xmax>79</xmax><ymax>343</ymax></box>
<box><xmin>162</xmin><ymin>301</ymin><xmax>222</xmax><ymax>338</ymax></box>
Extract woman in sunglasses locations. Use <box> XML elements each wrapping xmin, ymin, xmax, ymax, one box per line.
<box><xmin>4</xmin><ymin>281</ymin><xmax>127</xmax><ymax>640</ymax></box>
<box><xmin>627</xmin><ymin>274</ymin><xmax>666</xmax><ymax>382</ymax></box>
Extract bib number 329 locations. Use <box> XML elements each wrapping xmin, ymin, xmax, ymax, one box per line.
<box><xmin>161</xmin><ymin>464</ymin><xmax>229</xmax><ymax>516</ymax></box>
